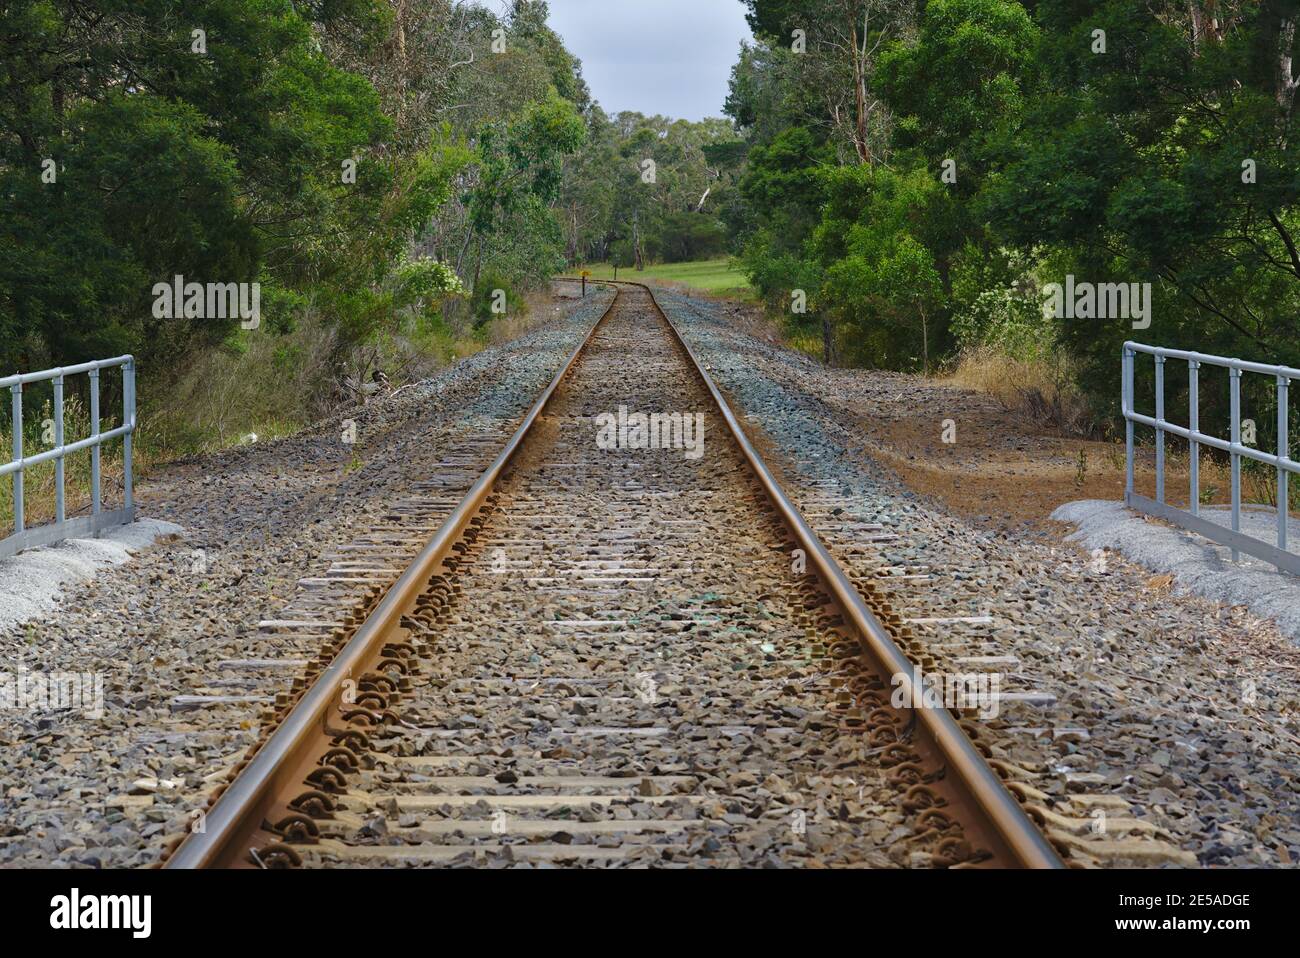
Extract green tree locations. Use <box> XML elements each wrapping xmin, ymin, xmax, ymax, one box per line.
<box><xmin>0</xmin><ymin>0</ymin><xmax>392</xmax><ymax>370</ymax></box>
<box><xmin>816</xmin><ymin>164</ymin><xmax>950</xmax><ymax>369</ymax></box>
<box><xmin>986</xmin><ymin>1</ymin><xmax>1300</xmax><ymax>419</ymax></box>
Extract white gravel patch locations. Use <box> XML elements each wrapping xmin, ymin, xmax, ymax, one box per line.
<box><xmin>1053</xmin><ymin>500</ymin><xmax>1300</xmax><ymax>639</ymax></box>
<box><xmin>0</xmin><ymin>519</ymin><xmax>184</xmax><ymax>631</ymax></box>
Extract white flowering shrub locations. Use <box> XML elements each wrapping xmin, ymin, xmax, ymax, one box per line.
<box><xmin>394</xmin><ymin>258</ymin><xmax>466</xmax><ymax>306</ymax></box>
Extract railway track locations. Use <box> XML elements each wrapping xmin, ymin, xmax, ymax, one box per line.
<box><xmin>160</xmin><ymin>282</ymin><xmax>1063</xmax><ymax>869</ymax></box>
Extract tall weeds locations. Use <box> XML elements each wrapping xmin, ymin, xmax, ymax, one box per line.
<box><xmin>946</xmin><ymin>344</ymin><xmax>1095</xmax><ymax>436</ymax></box>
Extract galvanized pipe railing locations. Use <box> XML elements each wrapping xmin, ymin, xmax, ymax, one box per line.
<box><xmin>1</xmin><ymin>356</ymin><xmax>136</xmax><ymax>559</ymax></box>
<box><xmin>1123</xmin><ymin>342</ymin><xmax>1297</xmax><ymax>575</ymax></box>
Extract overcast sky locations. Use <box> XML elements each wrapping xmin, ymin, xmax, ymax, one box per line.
<box><xmin>541</xmin><ymin>0</ymin><xmax>753</xmax><ymax>121</ymax></box>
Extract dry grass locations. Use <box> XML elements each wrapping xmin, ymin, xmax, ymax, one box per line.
<box><xmin>946</xmin><ymin>344</ymin><xmax>1096</xmax><ymax>436</ymax></box>
<box><xmin>93</xmin><ymin>292</ymin><xmax>561</xmax><ymax>463</ymax></box>
<box><xmin>940</xmin><ymin>346</ymin><xmax>1295</xmax><ymax>512</ymax></box>
<box><xmin>0</xmin><ymin>288</ymin><xmax>567</xmax><ymax>544</ymax></box>
<box><xmin>486</xmin><ymin>287</ymin><xmax>569</xmax><ymax>345</ymax></box>
<box><xmin>786</xmin><ymin>329</ymin><xmax>824</xmax><ymax>359</ymax></box>
<box><xmin>149</xmin><ymin>323</ymin><xmax>337</xmax><ymax>456</ymax></box>
<box><xmin>1157</xmin><ymin>445</ymin><xmax>1299</xmax><ymax>513</ymax></box>
<box><xmin>145</xmin><ymin>308</ymin><xmax>480</xmax><ymax>459</ymax></box>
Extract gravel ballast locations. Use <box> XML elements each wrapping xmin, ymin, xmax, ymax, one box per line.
<box><xmin>1053</xmin><ymin>500</ymin><xmax>1300</xmax><ymax>640</ymax></box>
<box><xmin>4</xmin><ymin>280</ymin><xmax>1299</xmax><ymax>869</ymax></box>
<box><xmin>0</xmin><ymin>520</ymin><xmax>184</xmax><ymax>632</ymax></box>
<box><xmin>655</xmin><ymin>287</ymin><xmax>1300</xmax><ymax>868</ymax></box>
<box><xmin>0</xmin><ymin>287</ymin><xmax>614</xmax><ymax>868</ymax></box>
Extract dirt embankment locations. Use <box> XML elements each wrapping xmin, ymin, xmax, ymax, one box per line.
<box><xmin>673</xmin><ymin>290</ymin><xmax>1257</xmax><ymax>544</ymax></box>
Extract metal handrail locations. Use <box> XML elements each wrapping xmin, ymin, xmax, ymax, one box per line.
<box><xmin>2</xmin><ymin>355</ymin><xmax>136</xmax><ymax>560</ymax></box>
<box><xmin>1123</xmin><ymin>341</ymin><xmax>1295</xmax><ymax>575</ymax></box>
<box><xmin>1124</xmin><ymin>342</ymin><xmax>1300</xmax><ymax>380</ymax></box>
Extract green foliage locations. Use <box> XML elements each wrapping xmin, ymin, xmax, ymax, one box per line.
<box><xmin>732</xmin><ymin>125</ymin><xmax>832</xmax><ymax>309</ymax></box>
<box><xmin>980</xmin><ymin>0</ymin><xmax>1300</xmax><ymax>417</ymax></box>
<box><xmin>740</xmin><ymin>235</ymin><xmax>823</xmax><ymax>312</ymax></box>
<box><xmin>742</xmin><ymin>127</ymin><xmax>832</xmax><ymax>242</ymax></box>
<box><xmin>648</xmin><ymin>212</ymin><xmax>728</xmax><ymax>262</ymax></box>
<box><xmin>560</xmin><ymin>108</ymin><xmax>746</xmax><ymax>270</ymax></box>
<box><xmin>259</xmin><ymin>284</ymin><xmax>310</xmax><ymax>337</ymax></box>
<box><xmin>1</xmin><ymin>91</ymin><xmax>253</xmax><ymax>367</ymax></box>
<box><xmin>722</xmin><ymin>0</ymin><xmax>1300</xmax><ymax>436</ymax></box>
<box><xmin>816</xmin><ymin>166</ymin><xmax>948</xmax><ymax>369</ymax></box>
<box><xmin>949</xmin><ymin>245</ymin><xmax>1051</xmax><ymax>360</ymax></box>
<box><xmin>390</xmin><ymin>136</ymin><xmax>475</xmax><ymax>244</ymax></box>
<box><xmin>471</xmin><ymin>271</ymin><xmax>524</xmax><ymax>330</ymax></box>
<box><xmin>457</xmin><ymin>92</ymin><xmax>586</xmax><ymax>293</ymax></box>
<box><xmin>0</xmin><ymin>0</ymin><xmax>393</xmax><ymax>374</ymax></box>
<box><xmin>395</xmin><ymin>259</ymin><xmax>468</xmax><ymax>305</ymax></box>
<box><xmin>509</xmin><ymin>1</ymin><xmax>592</xmax><ymax>110</ymax></box>
<box><xmin>875</xmin><ymin>0</ymin><xmax>1038</xmax><ymax>168</ymax></box>
<box><xmin>741</xmin><ymin>0</ymin><xmax>811</xmax><ymax>39</ymax></box>
<box><xmin>0</xmin><ymin>0</ymin><xmax>600</xmax><ymax>468</ymax></box>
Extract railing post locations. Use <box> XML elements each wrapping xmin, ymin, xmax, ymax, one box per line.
<box><xmin>89</xmin><ymin>367</ymin><xmax>101</xmax><ymax>518</ymax></box>
<box><xmin>53</xmin><ymin>373</ymin><xmax>65</xmax><ymax>525</ymax></box>
<box><xmin>1154</xmin><ymin>354</ymin><xmax>1166</xmax><ymax>504</ymax></box>
<box><xmin>1230</xmin><ymin>366</ymin><xmax>1242</xmax><ymax>562</ymax></box>
<box><xmin>1280</xmin><ymin>374</ymin><xmax>1290</xmax><ymax>559</ymax></box>
<box><xmin>1189</xmin><ymin>360</ymin><xmax>1200</xmax><ymax>516</ymax></box>
<box><xmin>9</xmin><ymin>383</ymin><xmax>22</xmax><ymax>534</ymax></box>
<box><xmin>123</xmin><ymin>358</ymin><xmax>135</xmax><ymax>517</ymax></box>
<box><xmin>1124</xmin><ymin>346</ymin><xmax>1135</xmax><ymax>503</ymax></box>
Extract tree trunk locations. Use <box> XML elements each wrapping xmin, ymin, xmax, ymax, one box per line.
<box><xmin>456</xmin><ymin>218</ymin><xmax>474</xmax><ymax>274</ymax></box>
<box><xmin>920</xmin><ymin>305</ymin><xmax>929</xmax><ymax>376</ymax></box>
<box><xmin>1205</xmin><ymin>1</ymin><xmax>1223</xmax><ymax>42</ymax></box>
<box><xmin>1280</xmin><ymin>18</ymin><xmax>1298</xmax><ymax>111</ymax></box>
<box><xmin>395</xmin><ymin>0</ymin><xmax>408</xmax><ymax>62</ymax></box>
<box><xmin>849</xmin><ymin>17</ymin><xmax>870</xmax><ymax>164</ymax></box>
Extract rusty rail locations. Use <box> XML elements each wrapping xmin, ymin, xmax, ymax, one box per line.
<box><xmin>162</xmin><ymin>287</ymin><xmax>621</xmax><ymax>868</ymax></box>
<box><xmin>622</xmin><ymin>279</ymin><xmax>1063</xmax><ymax>869</ymax></box>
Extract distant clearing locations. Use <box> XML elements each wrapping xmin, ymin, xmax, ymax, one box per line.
<box><xmin>577</xmin><ymin>259</ymin><xmax>752</xmax><ymax>296</ymax></box>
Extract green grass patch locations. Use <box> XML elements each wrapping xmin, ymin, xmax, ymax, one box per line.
<box><xmin>577</xmin><ymin>259</ymin><xmax>753</xmax><ymax>296</ymax></box>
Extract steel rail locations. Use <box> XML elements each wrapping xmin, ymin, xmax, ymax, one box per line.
<box><xmin>165</xmin><ymin>278</ymin><xmax>1061</xmax><ymax>868</ymax></box>
<box><xmin>604</xmin><ymin>278</ymin><xmax>1063</xmax><ymax>869</ymax></box>
<box><xmin>163</xmin><ymin>287</ymin><xmax>622</xmax><ymax>868</ymax></box>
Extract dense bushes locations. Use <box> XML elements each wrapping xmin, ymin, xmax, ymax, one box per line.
<box><xmin>1</xmin><ymin>1</ymin><xmax>593</xmax><ymax>452</ymax></box>
<box><xmin>727</xmin><ymin>1</ymin><xmax>1300</xmax><ymax>439</ymax></box>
